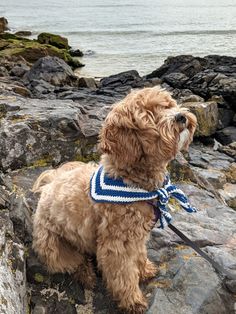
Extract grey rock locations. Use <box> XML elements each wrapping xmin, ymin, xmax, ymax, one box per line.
<box><xmin>9</xmin><ymin>64</ymin><xmax>30</xmax><ymax>78</ymax></box>
<box><xmin>0</xmin><ymin>210</ymin><xmax>26</xmax><ymax>314</ymax></box>
<box><xmin>192</xmin><ymin>167</ymin><xmax>227</xmax><ymax>189</ymax></box>
<box><xmin>0</xmin><ymin>94</ymin><xmax>113</xmax><ymax>171</ymax></box>
<box><xmin>25</xmin><ymin>56</ymin><xmax>78</xmax><ymax>87</ymax></box>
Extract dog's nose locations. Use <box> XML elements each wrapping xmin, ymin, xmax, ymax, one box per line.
<box><xmin>175</xmin><ymin>113</ymin><xmax>186</xmax><ymax>124</ymax></box>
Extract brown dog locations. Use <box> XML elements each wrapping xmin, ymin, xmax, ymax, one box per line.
<box><xmin>32</xmin><ymin>87</ymin><xmax>197</xmax><ymax>313</ymax></box>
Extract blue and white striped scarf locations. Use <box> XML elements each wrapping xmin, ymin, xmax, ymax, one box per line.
<box><xmin>90</xmin><ymin>166</ymin><xmax>197</xmax><ymax>228</ymax></box>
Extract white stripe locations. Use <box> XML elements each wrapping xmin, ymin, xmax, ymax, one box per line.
<box><xmin>91</xmin><ymin>170</ymin><xmax>157</xmax><ymax>202</ymax></box>
<box><xmin>99</xmin><ymin>167</ymin><xmax>148</xmax><ymax>193</ymax></box>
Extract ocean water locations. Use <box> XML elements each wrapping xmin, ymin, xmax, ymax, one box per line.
<box><xmin>1</xmin><ymin>0</ymin><xmax>236</xmax><ymax>78</ymax></box>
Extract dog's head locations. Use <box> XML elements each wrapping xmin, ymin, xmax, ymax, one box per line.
<box><xmin>99</xmin><ymin>87</ymin><xmax>197</xmax><ymax>167</ymax></box>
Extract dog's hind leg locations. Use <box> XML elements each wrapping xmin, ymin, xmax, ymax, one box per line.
<box><xmin>32</xmin><ymin>221</ymin><xmax>96</xmax><ymax>288</ymax></box>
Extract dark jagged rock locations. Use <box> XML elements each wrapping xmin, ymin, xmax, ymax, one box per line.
<box><xmin>146</xmin><ymin>55</ymin><xmax>236</xmax><ymax>110</ymax></box>
<box><xmin>100</xmin><ymin>69</ymin><xmax>142</xmax><ymax>88</ymax></box>
<box><xmin>69</xmin><ymin>48</ymin><xmax>84</xmax><ymax>57</ymax></box>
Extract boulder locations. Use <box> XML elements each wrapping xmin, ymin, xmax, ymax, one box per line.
<box><xmin>184</xmin><ymin>101</ymin><xmax>218</xmax><ymax>137</ymax></box>
<box><xmin>0</xmin><ymin>93</ymin><xmax>112</xmax><ymax>171</ymax></box>
<box><xmin>37</xmin><ymin>32</ymin><xmax>70</xmax><ymax>50</ymax></box>
<box><xmin>25</xmin><ymin>56</ymin><xmax>77</xmax><ymax>86</ymax></box>
<box><xmin>0</xmin><ymin>17</ymin><xmax>8</xmax><ymax>33</ymax></box>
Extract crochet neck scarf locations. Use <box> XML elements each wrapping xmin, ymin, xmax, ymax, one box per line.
<box><xmin>90</xmin><ymin>166</ymin><xmax>197</xmax><ymax>228</ymax></box>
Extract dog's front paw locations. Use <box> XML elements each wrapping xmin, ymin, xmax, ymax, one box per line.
<box><xmin>139</xmin><ymin>260</ymin><xmax>158</xmax><ymax>282</ymax></box>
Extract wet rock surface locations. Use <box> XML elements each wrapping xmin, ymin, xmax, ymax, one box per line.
<box><xmin>0</xmin><ymin>43</ymin><xmax>236</xmax><ymax>313</ymax></box>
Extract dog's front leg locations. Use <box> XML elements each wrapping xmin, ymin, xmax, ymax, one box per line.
<box><xmin>97</xmin><ymin>228</ymin><xmax>148</xmax><ymax>313</ymax></box>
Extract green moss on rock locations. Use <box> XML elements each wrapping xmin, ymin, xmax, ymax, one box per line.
<box><xmin>75</xmin><ymin>152</ymin><xmax>100</xmax><ymax>163</ymax></box>
<box><xmin>34</xmin><ymin>273</ymin><xmax>44</xmax><ymax>283</ymax></box>
<box><xmin>38</xmin><ymin>32</ymin><xmax>70</xmax><ymax>50</ymax></box>
<box><xmin>0</xmin><ymin>33</ymin><xmax>84</xmax><ymax>69</ymax></box>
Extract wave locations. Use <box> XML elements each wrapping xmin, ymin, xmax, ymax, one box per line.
<box><xmin>64</xmin><ymin>29</ymin><xmax>236</xmax><ymax>37</ymax></box>
<box><xmin>153</xmin><ymin>29</ymin><xmax>236</xmax><ymax>36</ymax></box>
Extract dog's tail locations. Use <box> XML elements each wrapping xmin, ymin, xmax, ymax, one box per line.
<box><xmin>32</xmin><ymin>161</ymin><xmax>85</xmax><ymax>193</ymax></box>
<box><xmin>32</xmin><ymin>169</ymin><xmax>57</xmax><ymax>193</ymax></box>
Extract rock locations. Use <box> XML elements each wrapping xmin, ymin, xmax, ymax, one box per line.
<box><xmin>146</xmin><ymin>55</ymin><xmax>208</xmax><ymax>80</ymax></box>
<box><xmin>0</xmin><ymin>93</ymin><xmax>111</xmax><ymax>171</ymax></box>
<box><xmin>218</xmin><ymin>142</ymin><xmax>236</xmax><ymax>159</ymax></box>
<box><xmin>218</xmin><ymin>108</ymin><xmax>234</xmax><ymax>129</ymax></box>
<box><xmin>0</xmin><ymin>66</ymin><xmax>9</xmax><ymax>77</ymax></box>
<box><xmin>192</xmin><ymin>167</ymin><xmax>227</xmax><ymax>189</ymax></box>
<box><xmin>215</xmin><ymin>126</ymin><xmax>236</xmax><ymax>145</ymax></box>
<box><xmin>180</xmin><ymin>94</ymin><xmax>204</xmax><ymax>103</ymax></box>
<box><xmin>0</xmin><ymin>210</ymin><xmax>27</xmax><ymax>314</ymax></box>
<box><xmin>219</xmin><ymin>183</ymin><xmax>236</xmax><ymax>209</ymax></box>
<box><xmin>12</xmin><ymin>85</ymin><xmax>31</xmax><ymax>97</ymax></box>
<box><xmin>163</xmin><ymin>72</ymin><xmax>189</xmax><ymax>88</ymax></box>
<box><xmin>69</xmin><ymin>48</ymin><xmax>83</xmax><ymax>57</ymax></box>
<box><xmin>14</xmin><ymin>31</ymin><xmax>32</xmax><ymax>37</ymax></box>
<box><xmin>25</xmin><ymin>56</ymin><xmax>77</xmax><ymax>87</ymax></box>
<box><xmin>78</xmin><ymin>77</ymin><xmax>97</xmax><ymax>89</ymax></box>
<box><xmin>0</xmin><ymin>17</ymin><xmax>8</xmax><ymax>33</ymax></box>
<box><xmin>37</xmin><ymin>32</ymin><xmax>70</xmax><ymax>50</ymax></box>
<box><xmin>184</xmin><ymin>101</ymin><xmax>218</xmax><ymax>137</ymax></box>
<box><xmin>0</xmin><ymin>78</ymin><xmax>31</xmax><ymax>98</ymax></box>
<box><xmin>9</xmin><ymin>64</ymin><xmax>30</xmax><ymax>78</ymax></box>
<box><xmin>100</xmin><ymin>70</ymin><xmax>141</xmax><ymax>89</ymax></box>
<box><xmin>146</xmin><ymin>55</ymin><xmax>236</xmax><ymax>110</ymax></box>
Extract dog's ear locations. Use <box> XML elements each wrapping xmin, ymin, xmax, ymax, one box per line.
<box><xmin>99</xmin><ymin>110</ymin><xmax>143</xmax><ymax>165</ymax></box>
<box><xmin>99</xmin><ymin>101</ymin><xmax>159</xmax><ymax>164</ymax></box>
